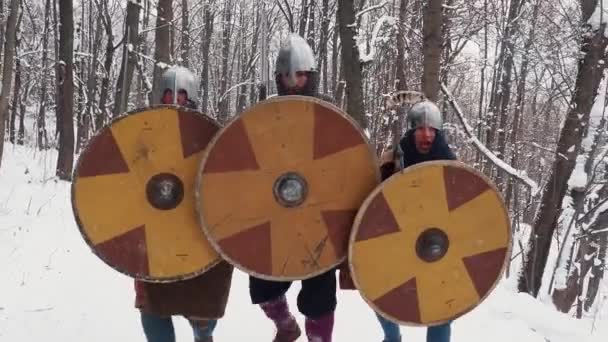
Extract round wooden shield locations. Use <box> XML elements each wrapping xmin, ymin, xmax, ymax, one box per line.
<box><xmin>71</xmin><ymin>106</ymin><xmax>221</xmax><ymax>282</ymax></box>
<box><xmin>349</xmin><ymin>160</ymin><xmax>511</xmax><ymax>326</ymax></box>
<box><xmin>196</xmin><ymin>95</ymin><xmax>381</xmax><ymax>281</ymax></box>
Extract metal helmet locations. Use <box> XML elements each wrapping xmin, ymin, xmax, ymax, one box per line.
<box><xmin>158</xmin><ymin>66</ymin><xmax>199</xmax><ymax>107</ymax></box>
<box><xmin>275</xmin><ymin>33</ymin><xmax>318</xmax><ymax>94</ymax></box>
<box><xmin>406</xmin><ymin>100</ymin><xmax>443</xmax><ymax>131</ymax></box>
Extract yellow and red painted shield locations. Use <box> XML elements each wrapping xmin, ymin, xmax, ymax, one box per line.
<box><xmin>72</xmin><ymin>106</ymin><xmax>221</xmax><ymax>282</ymax></box>
<box><xmin>349</xmin><ymin>160</ymin><xmax>511</xmax><ymax>326</ymax></box>
<box><xmin>197</xmin><ymin>96</ymin><xmax>381</xmax><ymax>280</ymax></box>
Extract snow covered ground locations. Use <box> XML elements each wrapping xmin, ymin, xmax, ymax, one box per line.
<box><xmin>1</xmin><ymin>143</ymin><xmax>606</xmax><ymax>341</ymax></box>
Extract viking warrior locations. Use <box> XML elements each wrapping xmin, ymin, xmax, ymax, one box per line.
<box><xmin>247</xmin><ymin>33</ymin><xmax>337</xmax><ymax>342</ymax></box>
<box><xmin>340</xmin><ymin>100</ymin><xmax>455</xmax><ymax>342</ymax></box>
<box><xmin>159</xmin><ymin>66</ymin><xmax>199</xmax><ymax>109</ymax></box>
<box><xmin>133</xmin><ymin>66</ymin><xmax>232</xmax><ymax>342</ymax></box>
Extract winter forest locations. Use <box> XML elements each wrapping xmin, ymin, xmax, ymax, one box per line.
<box><xmin>1</xmin><ymin>0</ymin><xmax>608</xmax><ymax>340</ymax></box>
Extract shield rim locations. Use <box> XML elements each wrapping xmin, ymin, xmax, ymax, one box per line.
<box><xmin>347</xmin><ymin>159</ymin><xmax>512</xmax><ymax>326</ymax></box>
<box><xmin>195</xmin><ymin>95</ymin><xmax>381</xmax><ymax>281</ymax></box>
<box><xmin>71</xmin><ymin>105</ymin><xmax>223</xmax><ymax>283</ymax></box>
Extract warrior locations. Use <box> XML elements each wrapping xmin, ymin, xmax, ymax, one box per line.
<box><xmin>340</xmin><ymin>100</ymin><xmax>455</xmax><ymax>342</ymax></box>
<box><xmin>159</xmin><ymin>66</ymin><xmax>199</xmax><ymax>109</ymax></box>
<box><xmin>133</xmin><ymin>66</ymin><xmax>232</xmax><ymax>342</ymax></box>
<box><xmin>249</xmin><ymin>33</ymin><xmax>337</xmax><ymax>342</ymax></box>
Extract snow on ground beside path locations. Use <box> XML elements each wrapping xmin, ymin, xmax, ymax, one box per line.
<box><xmin>1</xmin><ymin>144</ymin><xmax>606</xmax><ymax>341</ymax></box>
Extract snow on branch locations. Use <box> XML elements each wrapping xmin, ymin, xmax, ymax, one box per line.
<box><xmin>359</xmin><ymin>15</ymin><xmax>396</xmax><ymax>63</ymax></box>
<box><xmin>575</xmin><ymin>196</ymin><xmax>608</xmax><ymax>234</ymax></box>
<box><xmin>218</xmin><ymin>80</ymin><xmax>257</xmax><ymax>102</ymax></box>
<box><xmin>356</xmin><ymin>2</ymin><xmax>388</xmax><ymax>19</ymax></box>
<box><xmin>440</xmin><ymin>83</ymin><xmax>540</xmax><ymax>196</ymax></box>
<box><xmin>588</xmin><ymin>1</ymin><xmax>608</xmax><ymax>37</ymax></box>
<box><xmin>588</xmin><ymin>227</ymin><xmax>608</xmax><ymax>236</ymax></box>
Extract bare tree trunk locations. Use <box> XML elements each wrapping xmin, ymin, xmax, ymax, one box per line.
<box><xmin>234</xmin><ymin>7</ymin><xmax>246</xmax><ymax>114</ymax></box>
<box><xmin>237</xmin><ymin>4</ymin><xmax>259</xmax><ymax>113</ymax></box>
<box><xmin>152</xmin><ymin>0</ymin><xmax>173</xmax><ymax>104</ymax></box>
<box><xmin>217</xmin><ymin>0</ymin><xmax>232</xmax><ymax>122</ymax></box>
<box><xmin>552</xmin><ymin>113</ymin><xmax>607</xmax><ymax>312</ymax></box>
<box><xmin>0</xmin><ymin>0</ymin><xmax>19</xmax><ymax>167</ymax></box>
<box><xmin>199</xmin><ymin>0</ymin><xmax>214</xmax><ymax>113</ymax></box>
<box><xmin>421</xmin><ymin>0</ymin><xmax>443</xmax><ymax>101</ymax></box>
<box><xmin>180</xmin><ymin>0</ymin><xmax>189</xmax><ymax>67</ymax></box>
<box><xmin>75</xmin><ymin>25</ymin><xmax>85</xmax><ymax>153</ymax></box>
<box><xmin>136</xmin><ymin>0</ymin><xmax>151</xmax><ymax>108</ymax></box>
<box><xmin>476</xmin><ymin>0</ymin><xmax>488</xmax><ymax>162</ymax></box>
<box><xmin>395</xmin><ymin>0</ymin><xmax>408</xmax><ymax>91</ymax></box>
<box><xmin>552</xmin><ymin>225</ymin><xmax>604</xmax><ymax>317</ymax></box>
<box><xmin>82</xmin><ymin>13</ymin><xmax>101</xmax><ymax>146</ymax></box>
<box><xmin>53</xmin><ymin>0</ymin><xmax>61</xmax><ymax>138</ymax></box>
<box><xmin>439</xmin><ymin>0</ymin><xmax>455</xmax><ymax>105</ymax></box>
<box><xmin>306</xmin><ymin>0</ymin><xmax>315</xmax><ymax>52</ymax></box>
<box><xmin>17</xmin><ymin>78</ymin><xmax>28</xmax><ymax>145</ymax></box>
<box><xmin>113</xmin><ymin>0</ymin><xmax>141</xmax><ymax>117</ymax></box>
<box><xmin>518</xmin><ymin>0</ymin><xmax>608</xmax><ymax>297</ymax></box>
<box><xmin>330</xmin><ymin>31</ymin><xmax>339</xmax><ymax>97</ymax></box>
<box><xmin>298</xmin><ymin>0</ymin><xmax>309</xmax><ymax>38</ymax></box>
<box><xmin>495</xmin><ymin>0</ymin><xmax>524</xmax><ymax>187</ymax></box>
<box><xmin>337</xmin><ymin>0</ymin><xmax>365</xmax><ymax>127</ymax></box>
<box><xmin>585</xmin><ymin>231</ymin><xmax>607</xmax><ymax>311</ymax></box>
<box><xmin>96</xmin><ymin>0</ymin><xmax>115</xmax><ymax>129</ymax></box>
<box><xmin>505</xmin><ymin>0</ymin><xmax>540</xmax><ymax>207</ymax></box>
<box><xmin>318</xmin><ymin>0</ymin><xmax>330</xmax><ymax>94</ymax></box>
<box><xmin>9</xmin><ymin>11</ymin><xmax>21</xmax><ymax>144</ymax></box>
<box><xmin>56</xmin><ymin>0</ymin><xmax>75</xmax><ymax>180</ymax></box>
<box><xmin>484</xmin><ymin>25</ymin><xmax>506</xmax><ymax>170</ymax></box>
<box><xmin>0</xmin><ymin>0</ymin><xmax>4</xmax><ymax>76</ymax></box>
<box><xmin>37</xmin><ymin>0</ymin><xmax>51</xmax><ymax>150</ymax></box>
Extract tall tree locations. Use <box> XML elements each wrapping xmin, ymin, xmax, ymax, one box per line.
<box><xmin>9</xmin><ymin>8</ymin><xmax>21</xmax><ymax>144</ymax></box>
<box><xmin>422</xmin><ymin>0</ymin><xmax>443</xmax><ymax>101</ymax></box>
<box><xmin>337</xmin><ymin>0</ymin><xmax>365</xmax><ymax>127</ymax></box>
<box><xmin>0</xmin><ymin>0</ymin><xmax>20</xmax><ymax>167</ymax></box>
<box><xmin>56</xmin><ymin>0</ymin><xmax>75</xmax><ymax>180</ymax></box>
<box><xmin>505</xmin><ymin>0</ymin><xmax>541</xmax><ymax>211</ymax></box>
<box><xmin>217</xmin><ymin>0</ymin><xmax>233</xmax><ymax>122</ymax></box>
<box><xmin>113</xmin><ymin>0</ymin><xmax>141</xmax><ymax>117</ymax></box>
<box><xmin>317</xmin><ymin>0</ymin><xmax>330</xmax><ymax>94</ymax></box>
<box><xmin>199</xmin><ymin>0</ymin><xmax>214</xmax><ymax>113</ymax></box>
<box><xmin>180</xmin><ymin>0</ymin><xmax>189</xmax><ymax>67</ymax></box>
<box><xmin>518</xmin><ymin>0</ymin><xmax>608</xmax><ymax>297</ymax></box>
<box><xmin>395</xmin><ymin>0</ymin><xmax>408</xmax><ymax>92</ymax></box>
<box><xmin>37</xmin><ymin>0</ymin><xmax>52</xmax><ymax>150</ymax></box>
<box><xmin>0</xmin><ymin>0</ymin><xmax>5</xmax><ymax>77</ymax></box>
<box><xmin>152</xmin><ymin>0</ymin><xmax>173</xmax><ymax>104</ymax></box>
<box><xmin>493</xmin><ymin>0</ymin><xmax>525</xmax><ymax>187</ymax></box>
<box><xmin>95</xmin><ymin>0</ymin><xmax>116</xmax><ymax>129</ymax></box>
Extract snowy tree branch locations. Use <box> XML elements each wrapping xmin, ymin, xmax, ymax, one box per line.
<box><xmin>218</xmin><ymin>80</ymin><xmax>256</xmax><ymax>102</ymax></box>
<box><xmin>440</xmin><ymin>83</ymin><xmax>540</xmax><ymax>196</ymax></box>
<box><xmin>356</xmin><ymin>2</ymin><xmax>387</xmax><ymax>19</ymax></box>
<box><xmin>358</xmin><ymin>16</ymin><xmax>396</xmax><ymax>63</ymax></box>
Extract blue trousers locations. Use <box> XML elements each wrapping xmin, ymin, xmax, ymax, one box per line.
<box><xmin>140</xmin><ymin>310</ymin><xmax>217</xmax><ymax>342</ymax></box>
<box><xmin>376</xmin><ymin>313</ymin><xmax>451</xmax><ymax>342</ymax></box>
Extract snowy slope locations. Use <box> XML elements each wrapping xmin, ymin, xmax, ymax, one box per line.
<box><xmin>1</xmin><ymin>144</ymin><xmax>606</xmax><ymax>341</ymax></box>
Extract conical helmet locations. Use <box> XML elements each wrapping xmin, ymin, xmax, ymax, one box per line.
<box><xmin>275</xmin><ymin>33</ymin><xmax>317</xmax><ymax>93</ymax></box>
<box><xmin>406</xmin><ymin>100</ymin><xmax>443</xmax><ymax>131</ymax></box>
